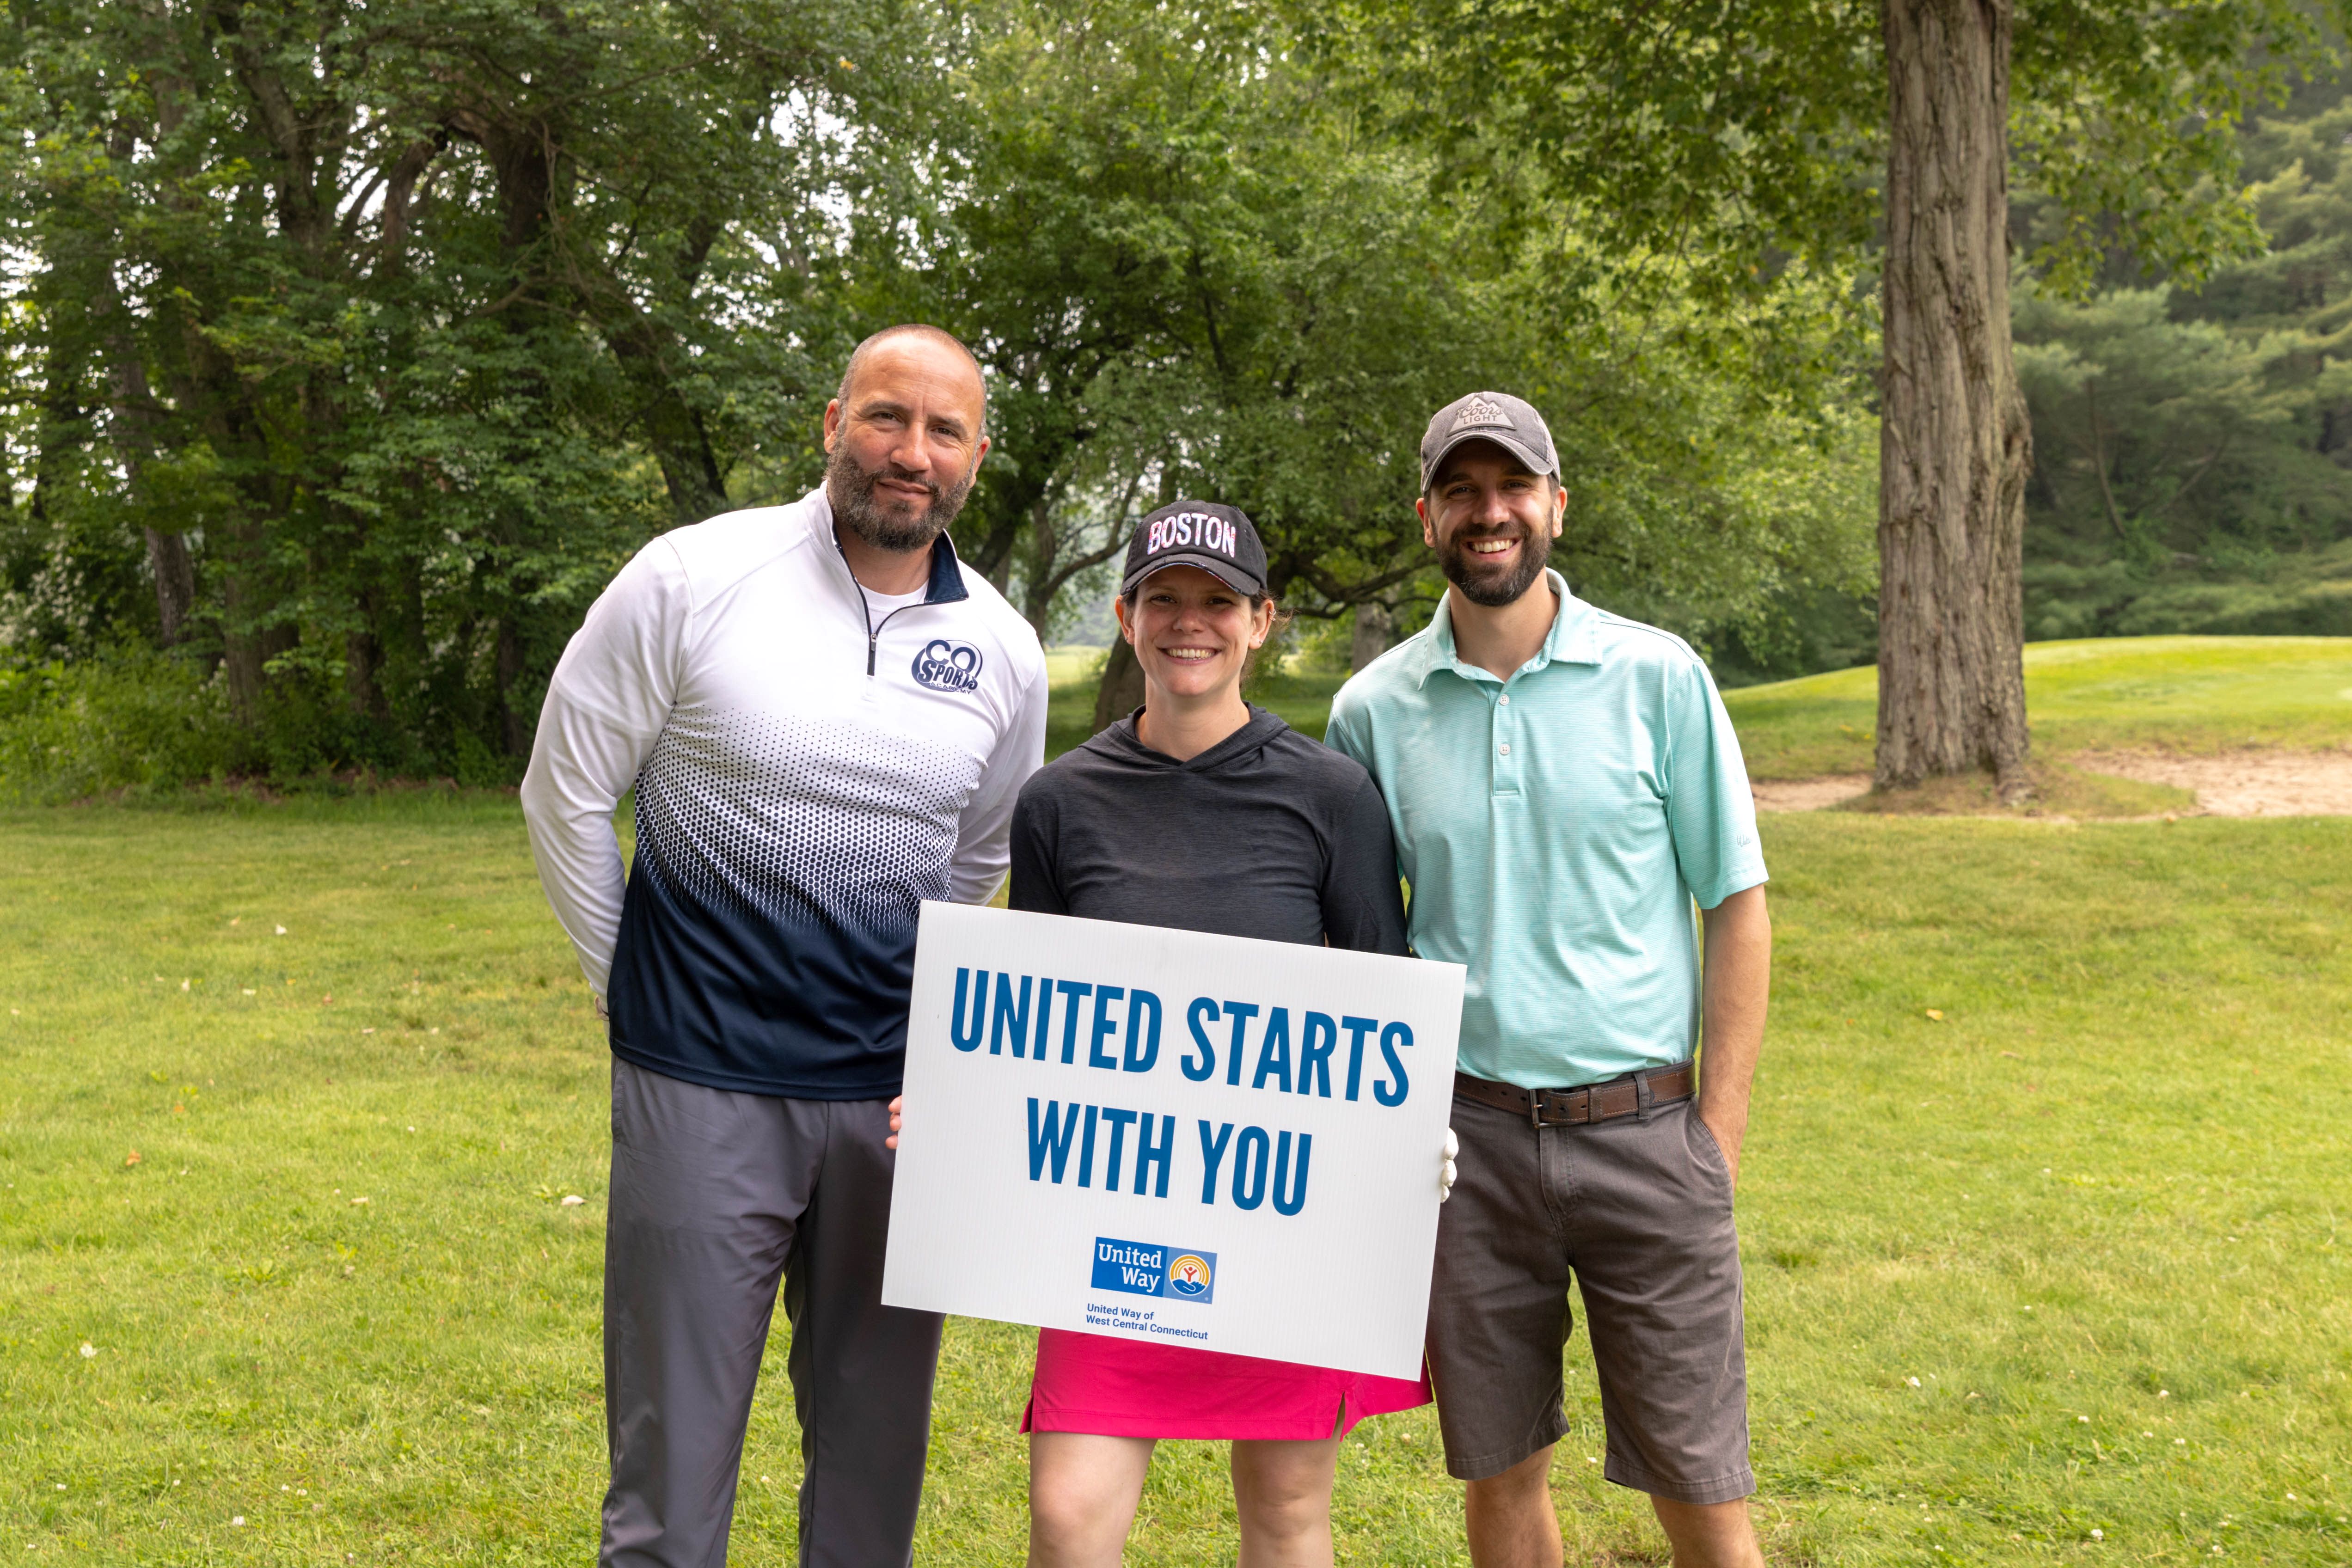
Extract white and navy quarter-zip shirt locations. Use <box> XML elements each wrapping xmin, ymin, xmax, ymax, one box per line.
<box><xmin>521</xmin><ymin>485</ymin><xmax>1049</xmax><ymax>1100</ymax></box>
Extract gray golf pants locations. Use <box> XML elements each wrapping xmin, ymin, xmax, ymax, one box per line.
<box><xmin>601</xmin><ymin>1056</ymin><xmax>945</xmax><ymax>1568</ymax></box>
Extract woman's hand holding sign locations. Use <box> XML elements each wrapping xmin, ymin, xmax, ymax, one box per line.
<box><xmin>886</xmin><ymin>1095</ymin><xmax>904</xmax><ymax>1150</ymax></box>
<box><xmin>1440</xmin><ymin>1127</ymin><xmax>1458</xmax><ymax>1202</ymax></box>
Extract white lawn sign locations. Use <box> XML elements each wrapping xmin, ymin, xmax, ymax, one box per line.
<box><xmin>882</xmin><ymin>901</ymin><xmax>1464</xmax><ymax>1381</ymax></box>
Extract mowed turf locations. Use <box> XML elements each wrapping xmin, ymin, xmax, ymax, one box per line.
<box><xmin>1726</xmin><ymin>636</ymin><xmax>2352</xmax><ymax>779</ymax></box>
<box><xmin>4</xmin><ymin>793</ymin><xmax>2348</xmax><ymax>1564</ymax></box>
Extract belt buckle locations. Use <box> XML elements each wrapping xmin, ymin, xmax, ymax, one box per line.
<box><xmin>1529</xmin><ymin>1087</ymin><xmax>1546</xmax><ymax>1128</ymax></box>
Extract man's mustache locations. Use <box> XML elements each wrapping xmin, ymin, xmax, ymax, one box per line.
<box><xmin>858</xmin><ymin>461</ymin><xmax>943</xmax><ymax>502</ymax></box>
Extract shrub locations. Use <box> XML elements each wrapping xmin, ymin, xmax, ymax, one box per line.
<box><xmin>0</xmin><ymin>647</ymin><xmax>242</xmax><ymax>803</ymax></box>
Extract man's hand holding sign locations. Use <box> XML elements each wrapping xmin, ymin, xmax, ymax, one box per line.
<box><xmin>883</xmin><ymin>901</ymin><xmax>1462</xmax><ymax>1380</ymax></box>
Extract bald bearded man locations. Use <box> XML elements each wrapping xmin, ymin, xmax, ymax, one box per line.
<box><xmin>524</xmin><ymin>325</ymin><xmax>1049</xmax><ymax>1567</ymax></box>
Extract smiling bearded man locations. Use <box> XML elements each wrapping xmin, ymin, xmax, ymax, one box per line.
<box><xmin>524</xmin><ymin>324</ymin><xmax>1048</xmax><ymax>1568</ymax></box>
<box><xmin>1326</xmin><ymin>391</ymin><xmax>1775</xmax><ymax>1568</ymax></box>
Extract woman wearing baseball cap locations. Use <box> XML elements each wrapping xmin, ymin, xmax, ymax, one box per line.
<box><xmin>891</xmin><ymin>498</ymin><xmax>1434</xmax><ymax>1565</ymax></box>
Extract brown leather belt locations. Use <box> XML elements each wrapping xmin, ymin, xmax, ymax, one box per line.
<box><xmin>1453</xmin><ymin>1062</ymin><xmax>1695</xmax><ymax>1127</ymax></box>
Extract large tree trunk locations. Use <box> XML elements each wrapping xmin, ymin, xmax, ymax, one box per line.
<box><xmin>1350</xmin><ymin>602</ymin><xmax>1394</xmax><ymax>672</ymax></box>
<box><xmin>1090</xmin><ymin>636</ymin><xmax>1145</xmax><ymax>734</ymax></box>
<box><xmin>143</xmin><ymin>528</ymin><xmax>197</xmax><ymax>645</ymax></box>
<box><xmin>1877</xmin><ymin>0</ymin><xmax>2034</xmax><ymax>798</ymax></box>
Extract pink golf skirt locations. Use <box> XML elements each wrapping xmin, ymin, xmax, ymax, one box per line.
<box><xmin>1021</xmin><ymin>1327</ymin><xmax>1430</xmax><ymax>1441</ymax></box>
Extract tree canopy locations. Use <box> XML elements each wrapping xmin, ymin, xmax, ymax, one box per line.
<box><xmin>2</xmin><ymin>0</ymin><xmax>1880</xmax><ymax>791</ymax></box>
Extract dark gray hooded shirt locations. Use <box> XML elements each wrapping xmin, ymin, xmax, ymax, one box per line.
<box><xmin>1007</xmin><ymin>705</ymin><xmax>1409</xmax><ymax>956</ymax></box>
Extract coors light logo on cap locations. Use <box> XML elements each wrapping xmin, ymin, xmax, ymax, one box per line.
<box><xmin>1419</xmin><ymin>390</ymin><xmax>1561</xmax><ymax>490</ymax></box>
<box><xmin>1120</xmin><ymin>498</ymin><xmax>1269</xmax><ymax>597</ymax></box>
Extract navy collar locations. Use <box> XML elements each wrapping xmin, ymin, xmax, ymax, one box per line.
<box><xmin>924</xmin><ymin>527</ymin><xmax>971</xmax><ymax>605</ymax></box>
<box><xmin>807</xmin><ymin>482</ymin><xmax>971</xmax><ymax>605</ymax></box>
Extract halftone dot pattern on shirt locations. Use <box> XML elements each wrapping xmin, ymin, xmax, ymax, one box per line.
<box><xmin>634</xmin><ymin>707</ymin><xmax>971</xmax><ymax>941</ymax></box>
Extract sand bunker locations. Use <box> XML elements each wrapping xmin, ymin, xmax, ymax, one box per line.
<box><xmin>1751</xmin><ymin>751</ymin><xmax>2352</xmax><ymax>816</ymax></box>
<box><xmin>1750</xmin><ymin>775</ymin><xmax>1872</xmax><ymax>813</ymax></box>
<box><xmin>2068</xmin><ymin>750</ymin><xmax>2352</xmax><ymax>817</ymax></box>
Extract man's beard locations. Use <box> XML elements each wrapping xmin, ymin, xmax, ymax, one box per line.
<box><xmin>1439</xmin><ymin>521</ymin><xmax>1553</xmax><ymax>607</ymax></box>
<box><xmin>827</xmin><ymin>443</ymin><xmax>977</xmax><ymax>553</ymax></box>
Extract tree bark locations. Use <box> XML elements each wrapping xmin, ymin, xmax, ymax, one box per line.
<box><xmin>1877</xmin><ymin>0</ymin><xmax>2034</xmax><ymax>798</ymax></box>
<box><xmin>1350</xmin><ymin>602</ymin><xmax>1394</xmax><ymax>672</ymax></box>
<box><xmin>143</xmin><ymin>528</ymin><xmax>198</xmax><ymax>646</ymax></box>
<box><xmin>1090</xmin><ymin>635</ymin><xmax>1145</xmax><ymax>734</ymax></box>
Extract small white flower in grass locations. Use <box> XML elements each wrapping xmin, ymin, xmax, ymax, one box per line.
<box><xmin>280</xmin><ymin>1485</ymin><xmax>289</xmax><ymax>1492</ymax></box>
<box><xmin>1586</xmin><ymin>1456</ymin><xmax>1598</xmax><ymax>1464</ymax></box>
<box><xmin>2078</xmin><ymin>1415</ymin><xmax>2090</xmax><ymax>1423</ymax></box>
<box><xmin>2092</xmin><ymin>1528</ymin><xmax>2104</xmax><ymax>1540</ymax></box>
<box><xmin>53</xmin><ymin>1484</ymin><xmax>63</xmax><ymax>1491</ymax></box>
<box><xmin>275</xmin><ymin>926</ymin><xmax>286</xmax><ymax>936</ymax></box>
<box><xmin>231</xmin><ymin>1517</ymin><xmax>245</xmax><ymax>1527</ymax></box>
<box><xmin>562</xmin><ymin>1194</ymin><xmax>585</xmax><ymax>1207</ymax></box>
<box><xmin>2159</xmin><ymin>1389</ymin><xmax>2170</xmax><ymax>1398</ymax></box>
<box><xmin>1907</xmin><ymin>1377</ymin><xmax>1921</xmax><ymax>1388</ymax></box>
<box><xmin>2176</xmin><ymin>1439</ymin><xmax>2187</xmax><ymax>1446</ymax></box>
<box><xmin>760</xmin><ymin>1476</ymin><xmax>772</xmax><ymax>1484</ymax></box>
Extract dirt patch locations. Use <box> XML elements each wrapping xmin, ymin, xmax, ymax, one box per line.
<box><xmin>1752</xmin><ymin>750</ymin><xmax>2352</xmax><ymax>817</ymax></box>
<box><xmin>1832</xmin><ymin>763</ymin><xmax>2190</xmax><ymax>819</ymax></box>
<box><xmin>1752</xmin><ymin>775</ymin><xmax>1871</xmax><ymax>813</ymax></box>
<box><xmin>2069</xmin><ymin>749</ymin><xmax>2352</xmax><ymax>817</ymax></box>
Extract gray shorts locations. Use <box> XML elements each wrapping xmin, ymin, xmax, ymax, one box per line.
<box><xmin>1426</xmin><ymin>1076</ymin><xmax>1752</xmax><ymax>1504</ymax></box>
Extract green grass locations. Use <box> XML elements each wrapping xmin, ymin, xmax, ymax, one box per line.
<box><xmin>1725</xmin><ymin>636</ymin><xmax>2352</xmax><ymax>779</ymax></box>
<box><xmin>5</xmin><ymin>797</ymin><xmax>2349</xmax><ymax>1563</ymax></box>
<box><xmin>1044</xmin><ymin>649</ymin><xmax>1347</xmax><ymax>760</ymax></box>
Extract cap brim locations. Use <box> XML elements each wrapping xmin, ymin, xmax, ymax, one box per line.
<box><xmin>1421</xmin><ymin>430</ymin><xmax>1556</xmax><ymax>490</ymax></box>
<box><xmin>1121</xmin><ymin>552</ymin><xmax>1265</xmax><ymax>596</ymax></box>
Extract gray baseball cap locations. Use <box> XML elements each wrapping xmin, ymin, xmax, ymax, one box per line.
<box><xmin>1419</xmin><ymin>391</ymin><xmax>1560</xmax><ymax>490</ymax></box>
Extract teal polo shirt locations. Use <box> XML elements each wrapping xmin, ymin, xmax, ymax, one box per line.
<box><xmin>1324</xmin><ymin>572</ymin><xmax>1766</xmax><ymax>1090</ymax></box>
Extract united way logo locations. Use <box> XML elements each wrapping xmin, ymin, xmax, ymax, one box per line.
<box><xmin>912</xmin><ymin>638</ymin><xmax>983</xmax><ymax>693</ymax></box>
<box><xmin>1165</xmin><ymin>1254</ymin><xmax>1213</xmax><ymax>1298</ymax></box>
<box><xmin>1091</xmin><ymin>1237</ymin><xmax>1217</xmax><ymax>1305</ymax></box>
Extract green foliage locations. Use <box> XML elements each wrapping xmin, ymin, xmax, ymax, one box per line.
<box><xmin>903</xmin><ymin>0</ymin><xmax>1879</xmax><ymax>675</ymax></box>
<box><xmin>1341</xmin><ymin>0</ymin><xmax>2346</xmax><ymax>304</ymax></box>
<box><xmin>0</xmin><ymin>0</ymin><xmax>902</xmax><ymax>775</ymax></box>
<box><xmin>0</xmin><ymin>646</ymin><xmax>237</xmax><ymax>802</ymax></box>
<box><xmin>0</xmin><ymin>0</ymin><xmax>1885</xmax><ymax>766</ymax></box>
<box><xmin>2015</xmin><ymin>75</ymin><xmax>2352</xmax><ymax>641</ymax></box>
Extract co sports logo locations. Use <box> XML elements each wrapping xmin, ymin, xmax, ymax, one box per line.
<box><xmin>1143</xmin><ymin>511</ymin><xmax>1238</xmax><ymax>558</ymax></box>
<box><xmin>911</xmin><ymin>638</ymin><xmax>983</xmax><ymax>693</ymax></box>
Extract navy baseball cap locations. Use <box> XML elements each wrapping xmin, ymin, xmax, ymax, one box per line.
<box><xmin>1120</xmin><ymin>499</ymin><xmax>1269</xmax><ymax>597</ymax></box>
<box><xmin>1420</xmin><ymin>391</ymin><xmax>1560</xmax><ymax>490</ymax></box>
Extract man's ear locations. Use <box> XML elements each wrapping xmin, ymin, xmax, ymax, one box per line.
<box><xmin>1549</xmin><ymin>480</ymin><xmax>1567</xmax><ymax>539</ymax></box>
<box><xmin>1416</xmin><ymin>495</ymin><xmax>1437</xmax><ymax>549</ymax></box>
<box><xmin>822</xmin><ymin>398</ymin><xmax>843</xmax><ymax>453</ymax></box>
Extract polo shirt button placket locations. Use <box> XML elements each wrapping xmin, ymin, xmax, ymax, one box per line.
<box><xmin>1494</xmin><ymin>683</ymin><xmax>1522</xmax><ymax>796</ymax></box>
